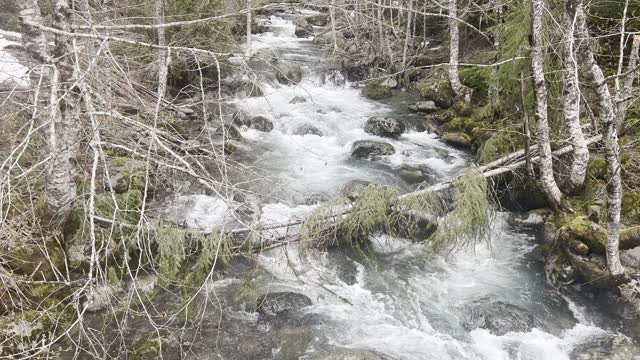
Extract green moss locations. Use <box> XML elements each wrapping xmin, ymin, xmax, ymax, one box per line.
<box><xmin>459</xmin><ymin>67</ymin><xmax>492</xmax><ymax>96</ymax></box>
<box><xmin>561</xmin><ymin>216</ymin><xmax>607</xmax><ymax>254</ymax></box>
<box><xmin>476</xmin><ymin>130</ymin><xmax>523</xmax><ymax>164</ymax></box>
<box><xmin>364</xmin><ymin>80</ymin><xmax>392</xmax><ymax>100</ymax></box>
<box><xmin>130</xmin><ymin>332</ymin><xmax>172</xmax><ymax>360</ymax></box>
<box><xmin>452</xmin><ymin>101</ymin><xmax>474</xmax><ymax>117</ymax></box>
<box><xmin>587</xmin><ymin>158</ymin><xmax>607</xmax><ymax>180</ymax></box>
<box><xmin>416</xmin><ymin>77</ymin><xmax>454</xmax><ymax>109</ymax></box>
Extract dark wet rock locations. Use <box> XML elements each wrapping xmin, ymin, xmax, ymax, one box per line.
<box><xmin>351</xmin><ymin>140</ymin><xmax>395</xmax><ymax>159</ymax></box>
<box><xmin>425</xmin><ymin>110</ymin><xmax>455</xmax><ymax>125</ymax></box>
<box><xmin>289</xmin><ymin>96</ymin><xmax>307</xmax><ymax>104</ymax></box>
<box><xmin>229</xmin><ymin>78</ymin><xmax>264</xmax><ymax>97</ymax></box>
<box><xmin>389</xmin><ymin>210</ymin><xmax>438</xmax><ymax>241</ymax></box>
<box><xmin>231</xmin><ymin>109</ymin><xmax>251</xmax><ymax>127</ymax></box>
<box><xmin>257</xmin><ymin>292</ymin><xmax>312</xmax><ymax>317</ymax></box>
<box><xmin>305</xmin><ymin>348</ymin><xmax>388</xmax><ymax>360</ymax></box>
<box><xmin>410</xmin><ymin>101</ymin><xmax>438</xmax><ymax>113</ymax></box>
<box><xmin>462</xmin><ymin>299</ymin><xmax>541</xmax><ymax>335</ymax></box>
<box><xmin>565</xmin><ymin>251</ymin><xmax>614</xmax><ymax>288</ymax></box>
<box><xmin>494</xmin><ymin>175</ymin><xmax>549</xmax><ymax>212</ymax></box>
<box><xmin>214</xmin><ymin>124</ymin><xmax>243</xmax><ymax>140</ymax></box>
<box><xmin>364</xmin><ymin>116</ymin><xmax>405</xmax><ymax>139</ymax></box>
<box><xmin>250</xmin><ymin>116</ymin><xmax>274</xmax><ymax>132</ymax></box>
<box><xmin>294</xmin><ymin>124</ymin><xmax>323</xmax><ymax>136</ymax></box>
<box><xmin>341</xmin><ymin>180</ymin><xmax>373</xmax><ymax>201</ymax></box>
<box><xmin>441</xmin><ymin>132</ymin><xmax>471</xmax><ymax>149</ymax></box>
<box><xmin>341</xmin><ymin>63</ymin><xmax>370</xmax><ymax>82</ymax></box>
<box><xmin>304</xmin><ymin>192</ymin><xmax>330</xmax><ymax>205</ymax></box>
<box><xmin>363</xmin><ymin>80</ymin><xmax>392</xmax><ymax>100</ymax></box>
<box><xmin>276</xmin><ymin>327</ymin><xmax>314</xmax><ymax>359</ymax></box>
<box><xmin>325</xmin><ymin>70</ymin><xmax>346</xmax><ymax>86</ymax></box>
<box><xmin>508</xmin><ymin>209</ymin><xmax>551</xmax><ymax>228</ymax></box>
<box><xmin>570</xmin><ymin>333</ymin><xmax>638</xmax><ymax>360</ymax></box>
<box><xmin>294</xmin><ymin>18</ymin><xmax>313</xmax><ymax>37</ymax></box>
<box><xmin>276</xmin><ymin>63</ymin><xmax>303</xmax><ymax>85</ymax></box>
<box><xmin>588</xmin><ymin>205</ymin><xmax>602</xmax><ymax>223</ymax></box>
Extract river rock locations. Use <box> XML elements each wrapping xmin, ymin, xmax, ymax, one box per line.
<box><xmin>462</xmin><ymin>299</ymin><xmax>541</xmax><ymax>335</ymax></box>
<box><xmin>276</xmin><ymin>63</ymin><xmax>303</xmax><ymax>85</ymax></box>
<box><xmin>306</xmin><ymin>13</ymin><xmax>329</xmax><ymax>26</ymax></box>
<box><xmin>341</xmin><ymin>180</ymin><xmax>373</xmax><ymax>201</ymax></box>
<box><xmin>214</xmin><ymin>124</ymin><xmax>243</xmax><ymax>140</ymax></box>
<box><xmin>363</xmin><ymin>80</ymin><xmax>392</xmax><ymax>100</ymax></box>
<box><xmin>411</xmin><ymin>101</ymin><xmax>438</xmax><ymax>113</ymax></box>
<box><xmin>364</xmin><ymin>116</ymin><xmax>405</xmax><ymax>139</ymax></box>
<box><xmin>399</xmin><ymin>168</ymin><xmax>426</xmax><ymax>184</ymax></box>
<box><xmin>441</xmin><ymin>132</ymin><xmax>472</xmax><ymax>149</ymax></box>
<box><xmin>341</xmin><ymin>63</ymin><xmax>369</xmax><ymax>82</ymax></box>
<box><xmin>425</xmin><ymin>110</ymin><xmax>455</xmax><ymax>125</ymax></box>
<box><xmin>294</xmin><ymin>18</ymin><xmax>313</xmax><ymax>38</ymax></box>
<box><xmin>294</xmin><ymin>124</ymin><xmax>323</xmax><ymax>136</ymax></box>
<box><xmin>382</xmin><ymin>78</ymin><xmax>398</xmax><ymax>89</ymax></box>
<box><xmin>250</xmin><ymin>116</ymin><xmax>274</xmax><ymax>132</ymax></box>
<box><xmin>289</xmin><ymin>96</ymin><xmax>307</xmax><ymax>104</ymax></box>
<box><xmin>229</xmin><ymin>78</ymin><xmax>264</xmax><ymax>97</ymax></box>
<box><xmin>351</xmin><ymin>140</ymin><xmax>395</xmax><ymax>159</ymax></box>
<box><xmin>305</xmin><ymin>348</ymin><xmax>388</xmax><ymax>360</ymax></box>
<box><xmin>565</xmin><ymin>251</ymin><xmax>614</xmax><ymax>288</ymax></box>
<box><xmin>231</xmin><ymin>109</ymin><xmax>251</xmax><ymax>127</ymax></box>
<box><xmin>313</xmin><ymin>30</ymin><xmax>345</xmax><ymax>46</ymax></box>
<box><xmin>326</xmin><ymin>70</ymin><xmax>346</xmax><ymax>86</ymax></box>
<box><xmin>257</xmin><ymin>292</ymin><xmax>312</xmax><ymax>317</ymax></box>
<box><xmin>570</xmin><ymin>333</ymin><xmax>638</xmax><ymax>360</ymax></box>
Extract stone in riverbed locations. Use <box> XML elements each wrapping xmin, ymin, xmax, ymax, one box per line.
<box><xmin>214</xmin><ymin>124</ymin><xmax>243</xmax><ymax>140</ymax></box>
<box><xmin>293</xmin><ymin>124</ymin><xmax>323</xmax><ymax>136</ymax></box>
<box><xmin>341</xmin><ymin>180</ymin><xmax>373</xmax><ymax>201</ymax></box>
<box><xmin>250</xmin><ymin>116</ymin><xmax>274</xmax><ymax>132</ymax></box>
<box><xmin>257</xmin><ymin>292</ymin><xmax>312</xmax><ymax>317</ymax></box>
<box><xmin>441</xmin><ymin>132</ymin><xmax>472</xmax><ymax>149</ymax></box>
<box><xmin>409</xmin><ymin>101</ymin><xmax>438</xmax><ymax>113</ymax></box>
<box><xmin>231</xmin><ymin>109</ymin><xmax>251</xmax><ymax>127</ymax></box>
<box><xmin>305</xmin><ymin>348</ymin><xmax>388</xmax><ymax>360</ymax></box>
<box><xmin>294</xmin><ymin>18</ymin><xmax>313</xmax><ymax>38</ymax></box>
<box><xmin>364</xmin><ymin>116</ymin><xmax>405</xmax><ymax>139</ymax></box>
<box><xmin>289</xmin><ymin>96</ymin><xmax>307</xmax><ymax>104</ymax></box>
<box><xmin>351</xmin><ymin>140</ymin><xmax>395</xmax><ymax>159</ymax></box>
<box><xmin>462</xmin><ymin>299</ymin><xmax>542</xmax><ymax>335</ymax></box>
<box><xmin>276</xmin><ymin>63</ymin><xmax>303</xmax><ymax>85</ymax></box>
<box><xmin>363</xmin><ymin>80</ymin><xmax>391</xmax><ymax>100</ymax></box>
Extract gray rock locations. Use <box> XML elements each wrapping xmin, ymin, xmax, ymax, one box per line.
<box><xmin>588</xmin><ymin>205</ymin><xmax>601</xmax><ymax>223</ymax></box>
<box><xmin>462</xmin><ymin>299</ymin><xmax>541</xmax><ymax>335</ymax></box>
<box><xmin>276</xmin><ymin>63</ymin><xmax>303</xmax><ymax>85</ymax></box>
<box><xmin>257</xmin><ymin>292</ymin><xmax>312</xmax><ymax>317</ymax></box>
<box><xmin>341</xmin><ymin>180</ymin><xmax>373</xmax><ymax>201</ymax></box>
<box><xmin>294</xmin><ymin>18</ymin><xmax>313</xmax><ymax>37</ymax></box>
<box><xmin>250</xmin><ymin>116</ymin><xmax>274</xmax><ymax>132</ymax></box>
<box><xmin>327</xmin><ymin>70</ymin><xmax>346</xmax><ymax>86</ymax></box>
<box><xmin>351</xmin><ymin>140</ymin><xmax>395</xmax><ymax>159</ymax></box>
<box><xmin>425</xmin><ymin>111</ymin><xmax>454</xmax><ymax>125</ymax></box>
<box><xmin>214</xmin><ymin>124</ymin><xmax>243</xmax><ymax>140</ymax></box>
<box><xmin>570</xmin><ymin>333</ymin><xmax>638</xmax><ymax>360</ymax></box>
<box><xmin>306</xmin><ymin>13</ymin><xmax>329</xmax><ymax>26</ymax></box>
<box><xmin>441</xmin><ymin>132</ymin><xmax>471</xmax><ymax>149</ymax></box>
<box><xmin>294</xmin><ymin>124</ymin><xmax>323</xmax><ymax>136</ymax></box>
<box><xmin>304</xmin><ymin>348</ymin><xmax>388</xmax><ymax>360</ymax></box>
<box><xmin>412</xmin><ymin>101</ymin><xmax>438</xmax><ymax>113</ymax></box>
<box><xmin>289</xmin><ymin>96</ymin><xmax>307</xmax><ymax>104</ymax></box>
<box><xmin>399</xmin><ymin>168</ymin><xmax>425</xmax><ymax>184</ymax></box>
<box><xmin>364</xmin><ymin>116</ymin><xmax>406</xmax><ymax>139</ymax></box>
<box><xmin>232</xmin><ymin>109</ymin><xmax>251</xmax><ymax>127</ymax></box>
<box><xmin>382</xmin><ymin>78</ymin><xmax>398</xmax><ymax>89</ymax></box>
<box><xmin>231</xmin><ymin>79</ymin><xmax>264</xmax><ymax>97</ymax></box>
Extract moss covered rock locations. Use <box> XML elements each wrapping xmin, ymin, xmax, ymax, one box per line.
<box><xmin>559</xmin><ymin>216</ymin><xmax>640</xmax><ymax>255</ymax></box>
<box><xmin>416</xmin><ymin>73</ymin><xmax>454</xmax><ymax>109</ymax></box>
<box><xmin>363</xmin><ymin>80</ymin><xmax>392</xmax><ymax>100</ymax></box>
<box><xmin>364</xmin><ymin>116</ymin><xmax>405</xmax><ymax>139</ymax></box>
<box><xmin>441</xmin><ymin>132</ymin><xmax>472</xmax><ymax>149</ymax></box>
<box><xmin>351</xmin><ymin>140</ymin><xmax>395</xmax><ymax>158</ymax></box>
<box><xmin>6</xmin><ymin>241</ymin><xmax>65</xmax><ymax>281</ymax></box>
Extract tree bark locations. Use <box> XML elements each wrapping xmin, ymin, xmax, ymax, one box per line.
<box><xmin>401</xmin><ymin>0</ymin><xmax>414</xmax><ymax>84</ymax></box>
<box><xmin>576</xmin><ymin>1</ymin><xmax>625</xmax><ymax>280</ymax></box>
<box><xmin>617</xmin><ymin>35</ymin><xmax>640</xmax><ymax>133</ymax></box>
<box><xmin>530</xmin><ymin>0</ymin><xmax>563</xmax><ymax>210</ymax></box>
<box><xmin>19</xmin><ymin>0</ymin><xmax>78</xmax><ymax>225</ymax></box>
<box><xmin>155</xmin><ymin>0</ymin><xmax>169</xmax><ymax>98</ymax></box>
<box><xmin>246</xmin><ymin>0</ymin><xmax>252</xmax><ymax>54</ymax></box>
<box><xmin>563</xmin><ymin>0</ymin><xmax>589</xmax><ymax>193</ymax></box>
<box><xmin>448</xmin><ymin>0</ymin><xmax>468</xmax><ymax>101</ymax></box>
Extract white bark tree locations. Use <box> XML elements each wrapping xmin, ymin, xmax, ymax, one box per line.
<box><xmin>530</xmin><ymin>0</ymin><xmax>563</xmax><ymax>210</ymax></box>
<box><xmin>19</xmin><ymin>0</ymin><xmax>79</xmax><ymax>224</ymax></box>
<box><xmin>616</xmin><ymin>35</ymin><xmax>640</xmax><ymax>133</ymax></box>
<box><xmin>575</xmin><ymin>1</ymin><xmax>625</xmax><ymax>279</ymax></box>
<box><xmin>448</xmin><ymin>0</ymin><xmax>469</xmax><ymax>101</ymax></box>
<box><xmin>246</xmin><ymin>0</ymin><xmax>252</xmax><ymax>54</ymax></box>
<box><xmin>563</xmin><ymin>0</ymin><xmax>589</xmax><ymax>193</ymax></box>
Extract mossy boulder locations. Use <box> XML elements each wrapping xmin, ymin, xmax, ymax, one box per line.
<box><xmin>441</xmin><ymin>132</ymin><xmax>472</xmax><ymax>149</ymax></box>
<box><xmin>452</xmin><ymin>100</ymin><xmax>474</xmax><ymax>117</ymax></box>
<box><xmin>558</xmin><ymin>216</ymin><xmax>640</xmax><ymax>255</ymax></box>
<box><xmin>351</xmin><ymin>140</ymin><xmax>395</xmax><ymax>159</ymax></box>
<box><xmin>364</xmin><ymin>116</ymin><xmax>406</xmax><ymax>139</ymax></box>
<box><xmin>416</xmin><ymin>74</ymin><xmax>454</xmax><ymax>109</ymax></box>
<box><xmin>6</xmin><ymin>241</ymin><xmax>65</xmax><ymax>281</ymax></box>
<box><xmin>587</xmin><ymin>158</ymin><xmax>607</xmax><ymax>180</ymax></box>
<box><xmin>459</xmin><ymin>67</ymin><xmax>491</xmax><ymax>98</ymax></box>
<box><xmin>306</xmin><ymin>13</ymin><xmax>330</xmax><ymax>26</ymax></box>
<box><xmin>622</xmin><ymin>192</ymin><xmax>640</xmax><ymax>220</ymax></box>
<box><xmin>363</xmin><ymin>80</ymin><xmax>392</xmax><ymax>100</ymax></box>
<box><xmin>425</xmin><ymin>109</ymin><xmax>455</xmax><ymax>125</ymax></box>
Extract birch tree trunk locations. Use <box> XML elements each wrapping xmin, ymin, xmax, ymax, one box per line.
<box><xmin>563</xmin><ymin>0</ymin><xmax>589</xmax><ymax>193</ymax></box>
<box><xmin>530</xmin><ymin>0</ymin><xmax>563</xmax><ymax>210</ymax></box>
<box><xmin>155</xmin><ymin>0</ymin><xmax>169</xmax><ymax>98</ymax></box>
<box><xmin>330</xmin><ymin>0</ymin><xmax>338</xmax><ymax>53</ymax></box>
<box><xmin>448</xmin><ymin>0</ymin><xmax>470</xmax><ymax>102</ymax></box>
<box><xmin>616</xmin><ymin>35</ymin><xmax>640</xmax><ymax>133</ymax></box>
<box><xmin>246</xmin><ymin>0</ymin><xmax>252</xmax><ymax>54</ymax></box>
<box><xmin>19</xmin><ymin>0</ymin><xmax>78</xmax><ymax>225</ymax></box>
<box><xmin>401</xmin><ymin>0</ymin><xmax>414</xmax><ymax>84</ymax></box>
<box><xmin>576</xmin><ymin>2</ymin><xmax>625</xmax><ymax>280</ymax></box>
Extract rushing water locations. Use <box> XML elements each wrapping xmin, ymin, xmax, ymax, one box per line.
<box><xmin>172</xmin><ymin>9</ymin><xmax>640</xmax><ymax>360</ymax></box>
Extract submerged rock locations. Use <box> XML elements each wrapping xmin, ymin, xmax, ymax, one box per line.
<box><xmin>257</xmin><ymin>292</ymin><xmax>312</xmax><ymax>317</ymax></box>
<box><xmin>570</xmin><ymin>333</ymin><xmax>638</xmax><ymax>360</ymax></box>
<box><xmin>294</xmin><ymin>124</ymin><xmax>323</xmax><ymax>136</ymax></box>
<box><xmin>351</xmin><ymin>140</ymin><xmax>395</xmax><ymax>159</ymax></box>
<box><xmin>214</xmin><ymin>124</ymin><xmax>243</xmax><ymax>140</ymax></box>
<box><xmin>250</xmin><ymin>116</ymin><xmax>274</xmax><ymax>132</ymax></box>
<box><xmin>289</xmin><ymin>96</ymin><xmax>307</xmax><ymax>104</ymax></box>
<box><xmin>462</xmin><ymin>300</ymin><xmax>541</xmax><ymax>335</ymax></box>
<box><xmin>231</xmin><ymin>109</ymin><xmax>251</xmax><ymax>127</ymax></box>
<box><xmin>364</xmin><ymin>116</ymin><xmax>406</xmax><ymax>139</ymax></box>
